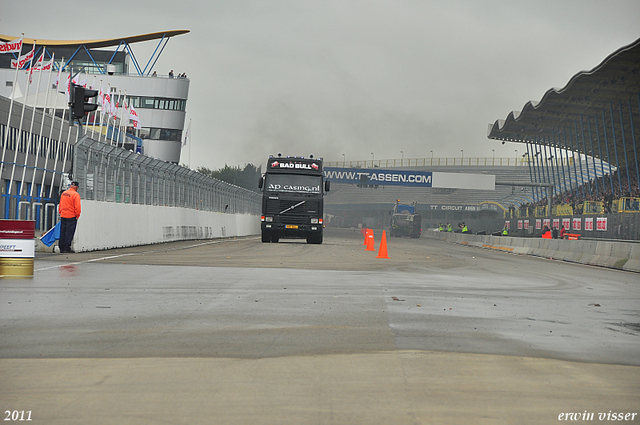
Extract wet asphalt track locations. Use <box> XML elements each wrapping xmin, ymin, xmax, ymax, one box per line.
<box><xmin>1</xmin><ymin>228</ymin><xmax>638</xmax><ymax>424</ymax></box>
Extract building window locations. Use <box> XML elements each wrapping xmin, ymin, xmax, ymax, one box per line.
<box><xmin>139</xmin><ymin>127</ymin><xmax>182</xmax><ymax>142</ymax></box>
<box><xmin>127</xmin><ymin>95</ymin><xmax>186</xmax><ymax>111</ymax></box>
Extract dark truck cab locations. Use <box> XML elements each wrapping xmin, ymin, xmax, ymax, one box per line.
<box><xmin>389</xmin><ymin>200</ymin><xmax>422</xmax><ymax>238</ymax></box>
<box><xmin>258</xmin><ymin>154</ymin><xmax>330</xmax><ymax>244</ymax></box>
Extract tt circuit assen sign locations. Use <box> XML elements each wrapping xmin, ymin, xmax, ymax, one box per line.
<box><xmin>324</xmin><ymin>167</ymin><xmax>495</xmax><ymax>190</ymax></box>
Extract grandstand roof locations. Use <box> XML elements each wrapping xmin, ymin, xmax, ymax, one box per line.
<box><xmin>0</xmin><ymin>30</ymin><xmax>190</xmax><ymax>49</ymax></box>
<box><xmin>488</xmin><ymin>37</ymin><xmax>640</xmax><ymax>168</ymax></box>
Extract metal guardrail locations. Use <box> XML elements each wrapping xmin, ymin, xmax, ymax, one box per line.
<box><xmin>583</xmin><ymin>201</ymin><xmax>604</xmax><ymax>214</ymax></box>
<box><xmin>73</xmin><ymin>136</ymin><xmax>261</xmax><ymax>215</ymax></box>
<box><xmin>618</xmin><ymin>197</ymin><xmax>640</xmax><ymax>213</ymax></box>
<box><xmin>502</xmin><ymin>198</ymin><xmax>640</xmax><ymax>219</ymax></box>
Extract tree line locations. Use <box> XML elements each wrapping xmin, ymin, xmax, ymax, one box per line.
<box><xmin>196</xmin><ymin>164</ymin><xmax>262</xmax><ymax>193</ymax></box>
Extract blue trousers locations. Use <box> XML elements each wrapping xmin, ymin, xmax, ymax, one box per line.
<box><xmin>59</xmin><ymin>217</ymin><xmax>77</xmax><ymax>252</ymax></box>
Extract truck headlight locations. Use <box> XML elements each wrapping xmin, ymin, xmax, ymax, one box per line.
<box><xmin>310</xmin><ymin>218</ymin><xmax>319</xmax><ymax>224</ymax></box>
<box><xmin>265</xmin><ymin>217</ymin><xmax>273</xmax><ymax>222</ymax></box>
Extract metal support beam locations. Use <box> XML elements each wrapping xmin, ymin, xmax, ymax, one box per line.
<box><xmin>496</xmin><ymin>181</ymin><xmax>554</xmax><ymax>217</ymax></box>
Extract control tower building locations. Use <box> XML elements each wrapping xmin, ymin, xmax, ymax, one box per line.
<box><xmin>0</xmin><ymin>30</ymin><xmax>190</xmax><ymax>164</ymax></box>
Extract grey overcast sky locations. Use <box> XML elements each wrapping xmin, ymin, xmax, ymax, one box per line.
<box><xmin>2</xmin><ymin>0</ymin><xmax>639</xmax><ymax>170</ymax></box>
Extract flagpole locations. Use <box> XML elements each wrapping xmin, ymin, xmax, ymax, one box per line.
<box><xmin>8</xmin><ymin>40</ymin><xmax>36</xmax><ymax>207</ymax></box>
<box><xmin>110</xmin><ymin>90</ymin><xmax>117</xmax><ymax>146</ymax></box>
<box><xmin>40</xmin><ymin>56</ymin><xmax>62</xmax><ymax>202</ymax></box>
<box><xmin>57</xmin><ymin>108</ymin><xmax>78</xmax><ymax>190</ymax></box>
<box><xmin>109</xmin><ymin>84</ymin><xmax>117</xmax><ymax>145</ymax></box>
<box><xmin>20</xmin><ymin>48</ymin><xmax>47</xmax><ymax>199</ymax></box>
<box><xmin>122</xmin><ymin>91</ymin><xmax>129</xmax><ymax>148</ymax></box>
<box><xmin>48</xmin><ymin>69</ymin><xmax>69</xmax><ymax>199</ymax></box>
<box><xmin>0</xmin><ymin>34</ymin><xmax>24</xmax><ymax>186</ymax></box>
<box><xmin>105</xmin><ymin>83</ymin><xmax>112</xmax><ymax>145</ymax></box>
<box><xmin>117</xmin><ymin>90</ymin><xmax>124</xmax><ymax>146</ymax></box>
<box><xmin>115</xmin><ymin>90</ymin><xmax>122</xmax><ymax>146</ymax></box>
<box><xmin>182</xmin><ymin>118</ymin><xmax>191</xmax><ymax>168</ymax></box>
<box><xmin>90</xmin><ymin>75</ymin><xmax>97</xmax><ymax>137</ymax></box>
<box><xmin>30</xmin><ymin>51</ymin><xmax>55</xmax><ymax>201</ymax></box>
<box><xmin>97</xmin><ymin>80</ymin><xmax>104</xmax><ymax>143</ymax></box>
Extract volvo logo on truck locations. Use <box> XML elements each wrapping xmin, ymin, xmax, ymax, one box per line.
<box><xmin>259</xmin><ymin>154</ymin><xmax>330</xmax><ymax>244</ymax></box>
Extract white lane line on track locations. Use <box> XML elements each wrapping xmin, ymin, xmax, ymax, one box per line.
<box><xmin>35</xmin><ymin>237</ymin><xmax>260</xmax><ymax>272</ymax></box>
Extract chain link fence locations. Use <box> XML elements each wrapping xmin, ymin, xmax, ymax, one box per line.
<box><xmin>73</xmin><ymin>135</ymin><xmax>261</xmax><ymax>215</ymax></box>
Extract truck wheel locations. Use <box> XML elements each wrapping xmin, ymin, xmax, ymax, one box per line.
<box><xmin>307</xmin><ymin>233</ymin><xmax>322</xmax><ymax>244</ymax></box>
<box><xmin>261</xmin><ymin>230</ymin><xmax>271</xmax><ymax>243</ymax></box>
<box><xmin>271</xmin><ymin>233</ymin><xmax>280</xmax><ymax>243</ymax></box>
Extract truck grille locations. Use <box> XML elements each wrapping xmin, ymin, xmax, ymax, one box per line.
<box><xmin>266</xmin><ymin>200</ymin><xmax>319</xmax><ymax>222</ymax></box>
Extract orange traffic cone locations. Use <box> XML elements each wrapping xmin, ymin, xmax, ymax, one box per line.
<box><xmin>376</xmin><ymin>230</ymin><xmax>390</xmax><ymax>259</ymax></box>
<box><xmin>362</xmin><ymin>228</ymin><xmax>368</xmax><ymax>245</ymax></box>
<box><xmin>365</xmin><ymin>229</ymin><xmax>376</xmax><ymax>251</ymax></box>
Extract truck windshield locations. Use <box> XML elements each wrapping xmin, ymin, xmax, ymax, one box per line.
<box><xmin>265</xmin><ymin>174</ymin><xmax>322</xmax><ymax>194</ymax></box>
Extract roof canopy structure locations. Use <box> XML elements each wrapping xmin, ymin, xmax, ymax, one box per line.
<box><xmin>0</xmin><ymin>30</ymin><xmax>189</xmax><ymax>49</ymax></box>
<box><xmin>0</xmin><ymin>30</ymin><xmax>189</xmax><ymax>76</ymax></box>
<box><xmin>488</xmin><ymin>38</ymin><xmax>640</xmax><ymax>173</ymax></box>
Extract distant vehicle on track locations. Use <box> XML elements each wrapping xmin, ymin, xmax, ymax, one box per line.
<box><xmin>389</xmin><ymin>200</ymin><xmax>421</xmax><ymax>238</ymax></box>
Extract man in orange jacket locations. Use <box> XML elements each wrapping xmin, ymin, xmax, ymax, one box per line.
<box><xmin>58</xmin><ymin>181</ymin><xmax>81</xmax><ymax>253</ymax></box>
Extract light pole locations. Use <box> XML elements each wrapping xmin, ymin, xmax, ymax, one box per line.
<box><xmin>400</xmin><ymin>150</ymin><xmax>403</xmax><ymax>166</ymax></box>
<box><xmin>342</xmin><ymin>153</ymin><xmax>345</xmax><ymax>164</ymax></box>
<box><xmin>461</xmin><ymin>150</ymin><xmax>464</xmax><ymax>164</ymax></box>
<box><xmin>371</xmin><ymin>152</ymin><xmax>374</xmax><ymax>167</ymax></box>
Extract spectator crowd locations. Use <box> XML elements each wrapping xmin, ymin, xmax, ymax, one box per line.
<box><xmin>511</xmin><ymin>165</ymin><xmax>639</xmax><ymax>217</ymax></box>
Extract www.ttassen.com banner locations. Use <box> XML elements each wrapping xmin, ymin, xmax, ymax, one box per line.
<box><xmin>324</xmin><ymin>168</ymin><xmax>433</xmax><ymax>187</ymax></box>
<box><xmin>323</xmin><ymin>168</ymin><xmax>495</xmax><ymax>190</ymax></box>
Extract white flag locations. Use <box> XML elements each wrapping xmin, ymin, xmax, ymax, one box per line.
<box><xmin>183</xmin><ymin>119</ymin><xmax>191</xmax><ymax>147</ymax></box>
<box><xmin>129</xmin><ymin>103</ymin><xmax>142</xmax><ymax>129</ymax></box>
<box><xmin>55</xmin><ymin>63</ymin><xmax>63</xmax><ymax>88</ymax></box>
<box><xmin>113</xmin><ymin>96</ymin><xmax>119</xmax><ymax>120</ymax></box>
<box><xmin>11</xmin><ymin>47</ymin><xmax>34</xmax><ymax>69</ymax></box>
<box><xmin>124</xmin><ymin>98</ymin><xmax>130</xmax><ymax>122</ymax></box>
<box><xmin>97</xmin><ymin>83</ymin><xmax>104</xmax><ymax>108</ymax></box>
<box><xmin>0</xmin><ymin>37</ymin><xmax>23</xmax><ymax>54</ymax></box>
<box><xmin>65</xmin><ymin>74</ymin><xmax>71</xmax><ymax>102</ymax></box>
<box><xmin>35</xmin><ymin>58</ymin><xmax>53</xmax><ymax>72</ymax></box>
<box><xmin>103</xmin><ymin>91</ymin><xmax>112</xmax><ymax>116</ymax></box>
<box><xmin>26</xmin><ymin>52</ymin><xmax>48</xmax><ymax>72</ymax></box>
<box><xmin>74</xmin><ymin>74</ymin><xmax>87</xmax><ymax>88</ymax></box>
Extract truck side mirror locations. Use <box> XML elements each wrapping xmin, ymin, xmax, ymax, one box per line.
<box><xmin>258</xmin><ymin>176</ymin><xmax>264</xmax><ymax>189</ymax></box>
<box><xmin>324</xmin><ymin>180</ymin><xmax>330</xmax><ymax>192</ymax></box>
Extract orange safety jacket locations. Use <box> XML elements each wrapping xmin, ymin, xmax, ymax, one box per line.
<box><xmin>59</xmin><ymin>186</ymin><xmax>81</xmax><ymax>219</ymax></box>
